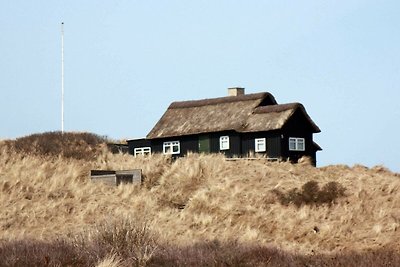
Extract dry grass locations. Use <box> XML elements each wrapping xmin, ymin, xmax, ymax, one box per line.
<box><xmin>95</xmin><ymin>255</ymin><xmax>123</xmax><ymax>267</ymax></box>
<box><xmin>1</xmin><ymin>132</ymin><xmax>400</xmax><ymax>265</ymax></box>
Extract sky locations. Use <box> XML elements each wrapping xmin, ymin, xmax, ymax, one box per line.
<box><xmin>1</xmin><ymin>1</ymin><xmax>399</xmax><ymax>172</ymax></box>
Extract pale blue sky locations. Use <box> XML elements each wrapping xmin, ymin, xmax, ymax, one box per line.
<box><xmin>1</xmin><ymin>1</ymin><xmax>399</xmax><ymax>171</ymax></box>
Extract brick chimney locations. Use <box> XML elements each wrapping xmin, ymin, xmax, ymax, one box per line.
<box><xmin>228</xmin><ymin>87</ymin><xmax>245</xmax><ymax>96</ymax></box>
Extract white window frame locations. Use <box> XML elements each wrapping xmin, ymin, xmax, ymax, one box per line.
<box><xmin>163</xmin><ymin>141</ymin><xmax>180</xmax><ymax>155</ymax></box>
<box><xmin>255</xmin><ymin>138</ymin><xmax>266</xmax><ymax>152</ymax></box>
<box><xmin>219</xmin><ymin>136</ymin><xmax>230</xmax><ymax>150</ymax></box>
<box><xmin>289</xmin><ymin>137</ymin><xmax>305</xmax><ymax>151</ymax></box>
<box><xmin>134</xmin><ymin>147</ymin><xmax>151</xmax><ymax>157</ymax></box>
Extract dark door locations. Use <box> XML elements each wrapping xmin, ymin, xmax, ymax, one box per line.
<box><xmin>198</xmin><ymin>134</ymin><xmax>210</xmax><ymax>153</ymax></box>
<box><xmin>267</xmin><ymin>135</ymin><xmax>281</xmax><ymax>158</ymax></box>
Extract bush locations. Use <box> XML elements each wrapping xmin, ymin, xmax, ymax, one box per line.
<box><xmin>8</xmin><ymin>132</ymin><xmax>108</xmax><ymax>160</ymax></box>
<box><xmin>0</xmin><ymin>239</ymin><xmax>90</xmax><ymax>267</ymax></box>
<box><xmin>273</xmin><ymin>180</ymin><xmax>346</xmax><ymax>207</ymax></box>
<box><xmin>1</xmin><ymin>238</ymin><xmax>400</xmax><ymax>267</ymax></box>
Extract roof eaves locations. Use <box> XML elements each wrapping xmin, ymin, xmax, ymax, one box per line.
<box><xmin>313</xmin><ymin>141</ymin><xmax>323</xmax><ymax>151</ymax></box>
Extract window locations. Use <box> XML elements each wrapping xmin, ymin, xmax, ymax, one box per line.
<box><xmin>255</xmin><ymin>138</ymin><xmax>266</xmax><ymax>152</ymax></box>
<box><xmin>289</xmin><ymin>137</ymin><xmax>305</xmax><ymax>151</ymax></box>
<box><xmin>134</xmin><ymin>147</ymin><xmax>151</xmax><ymax>157</ymax></box>
<box><xmin>219</xmin><ymin>136</ymin><xmax>230</xmax><ymax>150</ymax></box>
<box><xmin>163</xmin><ymin>141</ymin><xmax>180</xmax><ymax>155</ymax></box>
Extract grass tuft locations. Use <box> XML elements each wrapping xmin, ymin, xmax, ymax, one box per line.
<box><xmin>90</xmin><ymin>217</ymin><xmax>158</xmax><ymax>266</ymax></box>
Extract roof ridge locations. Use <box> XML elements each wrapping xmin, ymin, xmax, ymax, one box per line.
<box><xmin>169</xmin><ymin>92</ymin><xmax>273</xmax><ymax>109</ymax></box>
<box><xmin>253</xmin><ymin>102</ymin><xmax>302</xmax><ymax>114</ymax></box>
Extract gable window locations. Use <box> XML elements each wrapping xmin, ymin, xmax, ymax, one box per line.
<box><xmin>255</xmin><ymin>138</ymin><xmax>266</xmax><ymax>152</ymax></box>
<box><xmin>163</xmin><ymin>141</ymin><xmax>180</xmax><ymax>155</ymax></box>
<box><xmin>134</xmin><ymin>147</ymin><xmax>151</xmax><ymax>157</ymax></box>
<box><xmin>219</xmin><ymin>136</ymin><xmax>230</xmax><ymax>150</ymax></box>
<box><xmin>289</xmin><ymin>137</ymin><xmax>305</xmax><ymax>151</ymax></box>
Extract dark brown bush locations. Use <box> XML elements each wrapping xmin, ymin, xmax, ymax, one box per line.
<box><xmin>7</xmin><ymin>132</ymin><xmax>108</xmax><ymax>160</ymax></box>
<box><xmin>1</xmin><ymin>238</ymin><xmax>400</xmax><ymax>267</ymax></box>
<box><xmin>273</xmin><ymin>180</ymin><xmax>346</xmax><ymax>207</ymax></box>
<box><xmin>149</xmin><ymin>241</ymin><xmax>400</xmax><ymax>267</ymax></box>
<box><xmin>149</xmin><ymin>240</ymin><xmax>294</xmax><ymax>266</ymax></box>
<box><xmin>0</xmin><ymin>239</ymin><xmax>91</xmax><ymax>267</ymax></box>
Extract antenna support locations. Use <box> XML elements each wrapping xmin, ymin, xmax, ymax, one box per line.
<box><xmin>61</xmin><ymin>22</ymin><xmax>64</xmax><ymax>134</ymax></box>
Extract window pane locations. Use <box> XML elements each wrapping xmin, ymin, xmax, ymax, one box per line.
<box><xmin>164</xmin><ymin>141</ymin><xmax>179</xmax><ymax>154</ymax></box>
<box><xmin>135</xmin><ymin>147</ymin><xmax>151</xmax><ymax>156</ymax></box>
<box><xmin>259</xmin><ymin>143</ymin><xmax>265</xmax><ymax>151</ymax></box>
<box><xmin>289</xmin><ymin>139</ymin><xmax>296</xmax><ymax>150</ymax></box>
<box><xmin>220</xmin><ymin>136</ymin><xmax>229</xmax><ymax>150</ymax></box>
<box><xmin>289</xmin><ymin>137</ymin><xmax>305</xmax><ymax>151</ymax></box>
<box><xmin>255</xmin><ymin>138</ymin><xmax>266</xmax><ymax>152</ymax></box>
<box><xmin>298</xmin><ymin>139</ymin><xmax>304</xmax><ymax>150</ymax></box>
<box><xmin>173</xmin><ymin>145</ymin><xmax>179</xmax><ymax>152</ymax></box>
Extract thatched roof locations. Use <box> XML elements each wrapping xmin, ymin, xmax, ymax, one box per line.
<box><xmin>246</xmin><ymin>103</ymin><xmax>320</xmax><ymax>133</ymax></box>
<box><xmin>147</xmin><ymin>92</ymin><xmax>320</xmax><ymax>139</ymax></box>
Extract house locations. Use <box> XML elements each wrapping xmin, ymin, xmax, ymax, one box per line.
<box><xmin>127</xmin><ymin>87</ymin><xmax>322</xmax><ymax>165</ymax></box>
<box><xmin>107</xmin><ymin>143</ymin><xmax>129</xmax><ymax>154</ymax></box>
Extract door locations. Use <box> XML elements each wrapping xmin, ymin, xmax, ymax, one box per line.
<box><xmin>198</xmin><ymin>134</ymin><xmax>210</xmax><ymax>153</ymax></box>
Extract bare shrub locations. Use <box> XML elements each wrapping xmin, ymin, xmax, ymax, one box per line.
<box><xmin>91</xmin><ymin>217</ymin><xmax>158</xmax><ymax>266</ymax></box>
<box><xmin>8</xmin><ymin>131</ymin><xmax>108</xmax><ymax>160</ymax></box>
<box><xmin>1</xmin><ymin>238</ymin><xmax>400</xmax><ymax>266</ymax></box>
<box><xmin>149</xmin><ymin>241</ymin><xmax>400</xmax><ymax>267</ymax></box>
<box><xmin>273</xmin><ymin>180</ymin><xmax>346</xmax><ymax>207</ymax></box>
<box><xmin>0</xmin><ymin>238</ymin><xmax>90</xmax><ymax>267</ymax></box>
<box><xmin>148</xmin><ymin>240</ymin><xmax>284</xmax><ymax>266</ymax></box>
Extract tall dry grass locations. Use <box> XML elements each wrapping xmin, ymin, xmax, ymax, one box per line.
<box><xmin>1</xmin><ymin>132</ymin><xmax>400</xmax><ymax>263</ymax></box>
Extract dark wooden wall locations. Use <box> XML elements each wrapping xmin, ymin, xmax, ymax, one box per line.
<box><xmin>127</xmin><ymin>138</ymin><xmax>151</xmax><ymax>155</ymax></box>
<box><xmin>280</xmin><ymin>109</ymin><xmax>317</xmax><ymax>164</ymax></box>
<box><xmin>149</xmin><ymin>131</ymin><xmax>241</xmax><ymax>157</ymax></box>
<box><xmin>208</xmin><ymin>131</ymin><xmax>241</xmax><ymax>157</ymax></box>
<box><xmin>150</xmin><ymin>135</ymin><xmax>198</xmax><ymax>156</ymax></box>
<box><xmin>240</xmin><ymin>131</ymin><xmax>281</xmax><ymax>158</ymax></box>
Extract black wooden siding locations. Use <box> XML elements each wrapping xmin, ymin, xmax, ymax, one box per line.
<box><xmin>208</xmin><ymin>131</ymin><xmax>241</xmax><ymax>157</ymax></box>
<box><xmin>127</xmin><ymin>108</ymin><xmax>318</xmax><ymax>165</ymax></box>
<box><xmin>280</xmin><ymin>109</ymin><xmax>316</xmax><ymax>164</ymax></box>
<box><xmin>127</xmin><ymin>138</ymin><xmax>151</xmax><ymax>155</ymax></box>
<box><xmin>129</xmin><ymin>130</ymin><xmax>309</xmax><ymax>161</ymax></box>
<box><xmin>150</xmin><ymin>135</ymin><xmax>199</xmax><ymax>156</ymax></box>
<box><xmin>241</xmin><ymin>131</ymin><xmax>281</xmax><ymax>158</ymax></box>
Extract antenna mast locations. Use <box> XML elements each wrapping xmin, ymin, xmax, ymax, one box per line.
<box><xmin>61</xmin><ymin>22</ymin><xmax>65</xmax><ymax>134</ymax></box>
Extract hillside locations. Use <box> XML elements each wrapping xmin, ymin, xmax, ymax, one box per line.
<box><xmin>1</xmin><ymin>132</ymin><xmax>400</xmax><ymax>265</ymax></box>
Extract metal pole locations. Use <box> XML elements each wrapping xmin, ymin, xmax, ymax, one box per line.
<box><xmin>61</xmin><ymin>22</ymin><xmax>64</xmax><ymax>134</ymax></box>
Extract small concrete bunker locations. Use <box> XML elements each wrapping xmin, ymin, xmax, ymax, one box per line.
<box><xmin>90</xmin><ymin>169</ymin><xmax>142</xmax><ymax>186</ymax></box>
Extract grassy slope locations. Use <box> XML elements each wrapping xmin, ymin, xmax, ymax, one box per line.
<box><xmin>1</xmin><ymin>133</ymin><xmax>400</xmax><ymax>255</ymax></box>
